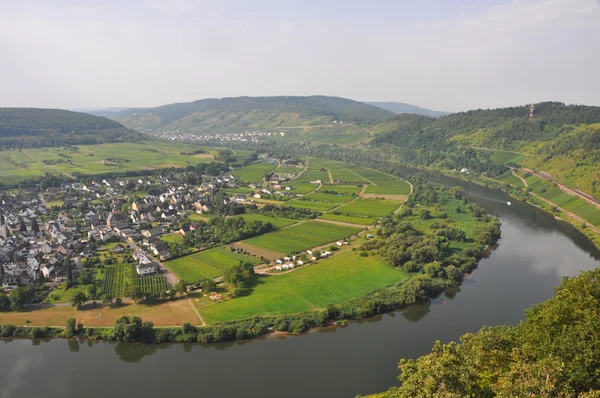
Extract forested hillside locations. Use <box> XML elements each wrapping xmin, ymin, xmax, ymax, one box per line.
<box><xmin>370</xmin><ymin>102</ymin><xmax>600</xmax><ymax>194</ymax></box>
<box><xmin>364</xmin><ymin>102</ymin><xmax>449</xmax><ymax>117</ymax></box>
<box><xmin>101</xmin><ymin>96</ymin><xmax>394</xmax><ymax>135</ymax></box>
<box><xmin>367</xmin><ymin>268</ymin><xmax>600</xmax><ymax>398</ymax></box>
<box><xmin>0</xmin><ymin>108</ymin><xmax>144</xmax><ymax>148</ymax></box>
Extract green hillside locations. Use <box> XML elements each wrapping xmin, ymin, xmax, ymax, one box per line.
<box><xmin>107</xmin><ymin>96</ymin><xmax>394</xmax><ymax>135</ymax></box>
<box><xmin>370</xmin><ymin>102</ymin><xmax>600</xmax><ymax>196</ymax></box>
<box><xmin>0</xmin><ymin>108</ymin><xmax>144</xmax><ymax>147</ymax></box>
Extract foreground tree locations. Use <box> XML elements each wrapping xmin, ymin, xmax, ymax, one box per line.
<box><xmin>124</xmin><ymin>286</ymin><xmax>143</xmax><ymax>303</ymax></box>
<box><xmin>374</xmin><ymin>269</ymin><xmax>600</xmax><ymax>397</ymax></box>
<box><xmin>70</xmin><ymin>291</ymin><xmax>87</xmax><ymax>309</ymax></box>
<box><xmin>8</xmin><ymin>287</ymin><xmax>32</xmax><ymax>311</ymax></box>
<box><xmin>65</xmin><ymin>318</ymin><xmax>77</xmax><ymax>337</ymax></box>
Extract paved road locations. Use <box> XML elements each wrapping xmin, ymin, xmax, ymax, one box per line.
<box><xmin>124</xmin><ymin>240</ymin><xmax>179</xmax><ymax>286</ymax></box>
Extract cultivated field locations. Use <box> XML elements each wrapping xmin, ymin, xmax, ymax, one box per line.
<box><xmin>319</xmin><ymin>213</ymin><xmax>376</xmax><ymax>226</ymax></box>
<box><xmin>100</xmin><ymin>264</ymin><xmax>170</xmax><ymax>297</ymax></box>
<box><xmin>489</xmin><ymin>150</ymin><xmax>525</xmax><ymax>164</ymax></box>
<box><xmin>241</xmin><ymin>221</ymin><xmax>362</xmax><ymax>255</ymax></box>
<box><xmin>335</xmin><ymin>198</ymin><xmax>400</xmax><ymax>218</ymax></box>
<box><xmin>166</xmin><ymin>247</ymin><xmax>262</xmax><ymax>282</ymax></box>
<box><xmin>198</xmin><ymin>251</ymin><xmax>407</xmax><ymax>323</ymax></box>
<box><xmin>232</xmin><ymin>213</ymin><xmax>298</xmax><ymax>228</ymax></box>
<box><xmin>493</xmin><ymin>170</ymin><xmax>525</xmax><ymax>187</ymax></box>
<box><xmin>231</xmin><ymin>163</ymin><xmax>277</xmax><ymax>182</ymax></box>
<box><xmin>364</xmin><ymin>181</ymin><xmax>411</xmax><ymax>195</ymax></box>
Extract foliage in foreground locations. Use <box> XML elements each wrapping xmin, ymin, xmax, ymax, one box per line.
<box><xmin>368</xmin><ymin>268</ymin><xmax>600</xmax><ymax>398</ymax></box>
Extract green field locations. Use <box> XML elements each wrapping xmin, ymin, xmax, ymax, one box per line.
<box><xmin>364</xmin><ymin>181</ymin><xmax>411</xmax><ymax>195</ymax></box>
<box><xmin>21</xmin><ymin>142</ymin><xmax>211</xmax><ymax>179</ymax></box>
<box><xmin>489</xmin><ymin>150</ymin><xmax>525</xmax><ymax>164</ymax></box>
<box><xmin>538</xmin><ymin>186</ymin><xmax>600</xmax><ymax>226</ymax></box>
<box><xmin>231</xmin><ymin>163</ymin><xmax>277</xmax><ymax>182</ymax></box>
<box><xmin>233</xmin><ymin>213</ymin><xmax>298</xmax><ymax>228</ymax></box>
<box><xmin>160</xmin><ymin>234</ymin><xmax>183</xmax><ymax>244</ymax></box>
<box><xmin>198</xmin><ymin>251</ymin><xmax>407</xmax><ymax>323</ymax></box>
<box><xmin>493</xmin><ymin>170</ymin><xmax>524</xmax><ymax>187</ymax></box>
<box><xmin>101</xmin><ymin>263</ymin><xmax>170</xmax><ymax>297</ymax></box>
<box><xmin>320</xmin><ymin>184</ymin><xmax>363</xmax><ymax>194</ymax></box>
<box><xmin>335</xmin><ymin>198</ymin><xmax>400</xmax><ymax>217</ymax></box>
<box><xmin>242</xmin><ymin>221</ymin><xmax>362</xmax><ymax>254</ymax></box>
<box><xmin>319</xmin><ymin>213</ymin><xmax>376</xmax><ymax>226</ymax></box>
<box><xmin>282</xmin><ymin>182</ymin><xmax>319</xmax><ymax>194</ymax></box>
<box><xmin>284</xmin><ymin>199</ymin><xmax>337</xmax><ymax>211</ymax></box>
<box><xmin>224</xmin><ymin>187</ymin><xmax>256</xmax><ymax>195</ymax></box>
<box><xmin>296</xmin><ymin>162</ymin><xmax>330</xmax><ymax>183</ymax></box>
<box><xmin>166</xmin><ymin>247</ymin><xmax>262</xmax><ymax>282</ymax></box>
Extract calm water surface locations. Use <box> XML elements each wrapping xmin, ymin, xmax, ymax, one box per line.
<box><xmin>1</xmin><ymin>178</ymin><xmax>599</xmax><ymax>398</ymax></box>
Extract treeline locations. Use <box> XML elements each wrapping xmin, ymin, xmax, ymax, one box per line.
<box><xmin>367</xmin><ymin>268</ymin><xmax>600</xmax><ymax>398</ymax></box>
<box><xmin>182</xmin><ymin>217</ymin><xmax>275</xmax><ymax>247</ymax></box>
<box><xmin>251</xmin><ymin>204</ymin><xmax>319</xmax><ymax>220</ymax></box>
<box><xmin>361</xmin><ymin>182</ymin><xmax>500</xmax><ymax>281</ymax></box>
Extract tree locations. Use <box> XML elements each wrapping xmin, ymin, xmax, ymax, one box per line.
<box><xmin>8</xmin><ymin>287</ymin><xmax>32</xmax><ymax>311</ymax></box>
<box><xmin>65</xmin><ymin>260</ymin><xmax>73</xmax><ymax>288</ymax></box>
<box><xmin>65</xmin><ymin>318</ymin><xmax>77</xmax><ymax>337</ymax></box>
<box><xmin>0</xmin><ymin>294</ymin><xmax>10</xmax><ymax>311</ymax></box>
<box><xmin>31</xmin><ymin>218</ymin><xmax>40</xmax><ymax>234</ymax></box>
<box><xmin>124</xmin><ymin>286</ymin><xmax>143</xmax><ymax>303</ymax></box>
<box><xmin>78</xmin><ymin>270</ymin><xmax>93</xmax><ymax>285</ymax></box>
<box><xmin>70</xmin><ymin>291</ymin><xmax>87</xmax><ymax>309</ymax></box>
<box><xmin>113</xmin><ymin>315</ymin><xmax>142</xmax><ymax>342</ymax></box>
<box><xmin>102</xmin><ymin>293</ymin><xmax>113</xmax><ymax>306</ymax></box>
<box><xmin>201</xmin><ymin>279</ymin><xmax>216</xmax><ymax>294</ymax></box>
<box><xmin>174</xmin><ymin>280</ymin><xmax>188</xmax><ymax>296</ymax></box>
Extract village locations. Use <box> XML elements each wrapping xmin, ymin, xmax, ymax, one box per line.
<box><xmin>0</xmin><ymin>155</ymin><xmax>309</xmax><ymax>304</ymax></box>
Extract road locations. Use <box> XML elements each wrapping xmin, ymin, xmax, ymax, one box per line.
<box><xmin>124</xmin><ymin>241</ymin><xmax>179</xmax><ymax>286</ymax></box>
<box><xmin>511</xmin><ymin>168</ymin><xmax>600</xmax><ymax>235</ymax></box>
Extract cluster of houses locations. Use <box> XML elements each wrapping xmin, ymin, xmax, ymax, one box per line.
<box><xmin>0</xmin><ymin>169</ymin><xmax>251</xmax><ymax>291</ymax></box>
<box><xmin>1</xmin><ymin>156</ymin><xmax>311</xmax><ymax>292</ymax></box>
<box><xmin>159</xmin><ymin>130</ymin><xmax>284</xmax><ymax>144</ymax></box>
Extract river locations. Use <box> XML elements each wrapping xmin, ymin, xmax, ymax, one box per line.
<box><xmin>1</xmin><ymin>176</ymin><xmax>599</xmax><ymax>398</ymax></box>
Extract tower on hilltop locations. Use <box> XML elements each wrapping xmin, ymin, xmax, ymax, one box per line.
<box><xmin>529</xmin><ymin>104</ymin><xmax>535</xmax><ymax>120</ymax></box>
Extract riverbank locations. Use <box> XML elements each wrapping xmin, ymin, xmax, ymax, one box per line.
<box><xmin>439</xmin><ymin>169</ymin><xmax>600</xmax><ymax>250</ymax></box>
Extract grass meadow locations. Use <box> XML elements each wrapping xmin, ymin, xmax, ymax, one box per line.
<box><xmin>166</xmin><ymin>247</ymin><xmax>262</xmax><ymax>282</ymax></box>
<box><xmin>198</xmin><ymin>251</ymin><xmax>407</xmax><ymax>323</ymax></box>
<box><xmin>242</xmin><ymin>221</ymin><xmax>362</xmax><ymax>254</ymax></box>
<box><xmin>335</xmin><ymin>199</ymin><xmax>399</xmax><ymax>218</ymax></box>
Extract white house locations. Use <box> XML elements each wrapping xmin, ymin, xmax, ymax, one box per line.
<box><xmin>136</xmin><ymin>262</ymin><xmax>159</xmax><ymax>276</ymax></box>
<box><xmin>41</xmin><ymin>265</ymin><xmax>54</xmax><ymax>278</ymax></box>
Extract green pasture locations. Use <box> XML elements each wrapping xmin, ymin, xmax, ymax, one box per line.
<box><xmin>335</xmin><ymin>199</ymin><xmax>400</xmax><ymax>217</ymax></box>
<box><xmin>198</xmin><ymin>251</ymin><xmax>407</xmax><ymax>323</ymax></box>
<box><xmin>242</xmin><ymin>221</ymin><xmax>362</xmax><ymax>254</ymax></box>
<box><xmin>166</xmin><ymin>247</ymin><xmax>262</xmax><ymax>282</ymax></box>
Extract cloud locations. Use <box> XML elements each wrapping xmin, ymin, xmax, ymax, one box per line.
<box><xmin>0</xmin><ymin>0</ymin><xmax>598</xmax><ymax>111</ymax></box>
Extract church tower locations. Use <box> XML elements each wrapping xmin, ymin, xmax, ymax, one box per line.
<box><xmin>0</xmin><ymin>209</ymin><xmax>7</xmax><ymax>240</ymax></box>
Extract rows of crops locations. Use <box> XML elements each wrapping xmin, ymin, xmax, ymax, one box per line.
<box><xmin>135</xmin><ymin>273</ymin><xmax>171</xmax><ymax>294</ymax></box>
<box><xmin>101</xmin><ymin>263</ymin><xmax>171</xmax><ymax>297</ymax></box>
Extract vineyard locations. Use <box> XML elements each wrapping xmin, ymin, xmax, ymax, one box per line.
<box><xmin>101</xmin><ymin>263</ymin><xmax>171</xmax><ymax>297</ymax></box>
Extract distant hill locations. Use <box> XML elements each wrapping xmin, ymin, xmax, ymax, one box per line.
<box><xmin>101</xmin><ymin>96</ymin><xmax>395</xmax><ymax>135</ymax></box>
<box><xmin>364</xmin><ymin>102</ymin><xmax>449</xmax><ymax>117</ymax></box>
<box><xmin>0</xmin><ymin>108</ymin><xmax>145</xmax><ymax>147</ymax></box>
<box><xmin>370</xmin><ymin>101</ymin><xmax>600</xmax><ymax>196</ymax></box>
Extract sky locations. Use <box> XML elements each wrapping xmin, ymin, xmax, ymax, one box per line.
<box><xmin>0</xmin><ymin>0</ymin><xmax>599</xmax><ymax>112</ymax></box>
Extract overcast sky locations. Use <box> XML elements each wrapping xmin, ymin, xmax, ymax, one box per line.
<box><xmin>0</xmin><ymin>0</ymin><xmax>599</xmax><ymax>112</ymax></box>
